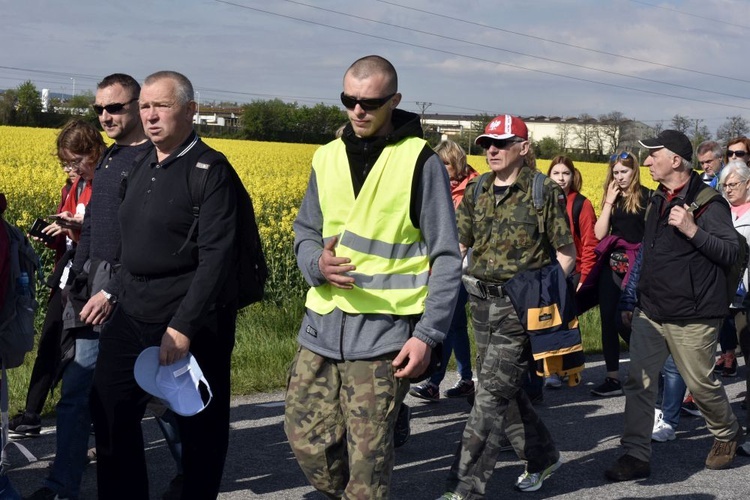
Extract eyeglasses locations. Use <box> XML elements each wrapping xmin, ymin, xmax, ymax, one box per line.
<box><xmin>481</xmin><ymin>138</ymin><xmax>524</xmax><ymax>150</ymax></box>
<box><xmin>720</xmin><ymin>180</ymin><xmax>745</xmax><ymax>191</ymax></box>
<box><xmin>610</xmin><ymin>152</ymin><xmax>632</xmax><ymax>162</ymax></box>
<box><xmin>340</xmin><ymin>92</ymin><xmax>396</xmax><ymax>111</ymax></box>
<box><xmin>92</xmin><ymin>97</ymin><xmax>137</xmax><ymax>116</ymax></box>
<box><xmin>727</xmin><ymin>149</ymin><xmax>748</xmax><ymax>158</ymax></box>
<box><xmin>61</xmin><ymin>156</ymin><xmax>88</xmax><ymax>171</ymax></box>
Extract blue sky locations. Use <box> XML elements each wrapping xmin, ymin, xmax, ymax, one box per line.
<box><xmin>2</xmin><ymin>0</ymin><xmax>748</xmax><ymax>134</ymax></box>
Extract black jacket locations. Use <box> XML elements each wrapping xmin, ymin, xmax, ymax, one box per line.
<box><xmin>638</xmin><ymin>172</ymin><xmax>738</xmax><ymax>321</ymax></box>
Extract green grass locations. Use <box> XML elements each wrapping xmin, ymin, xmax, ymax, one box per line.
<box><xmin>6</xmin><ymin>297</ymin><xmax>612</xmax><ymax>417</ymax></box>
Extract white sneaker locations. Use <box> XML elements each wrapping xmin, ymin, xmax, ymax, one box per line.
<box><xmin>652</xmin><ymin>410</ymin><xmax>663</xmax><ymax>432</ymax></box>
<box><xmin>544</xmin><ymin>374</ymin><xmax>562</xmax><ymax>389</ymax></box>
<box><xmin>651</xmin><ymin>417</ymin><xmax>676</xmax><ymax>442</ymax></box>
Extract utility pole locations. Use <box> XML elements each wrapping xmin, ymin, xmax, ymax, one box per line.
<box><xmin>70</xmin><ymin>77</ymin><xmax>76</xmax><ymax>98</ymax></box>
<box><xmin>415</xmin><ymin>101</ymin><xmax>432</xmax><ymax>138</ymax></box>
<box><xmin>195</xmin><ymin>90</ymin><xmax>201</xmax><ymax>127</ymax></box>
<box><xmin>415</xmin><ymin>101</ymin><xmax>432</xmax><ymax>125</ymax></box>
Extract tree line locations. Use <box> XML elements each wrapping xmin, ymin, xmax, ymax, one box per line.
<box><xmin>2</xmin><ymin>81</ymin><xmax>748</xmax><ymax>156</ymax></box>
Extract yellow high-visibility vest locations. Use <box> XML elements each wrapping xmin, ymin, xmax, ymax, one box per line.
<box><xmin>305</xmin><ymin>136</ymin><xmax>430</xmax><ymax>315</ymax></box>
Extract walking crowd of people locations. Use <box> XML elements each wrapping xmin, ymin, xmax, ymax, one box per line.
<box><xmin>0</xmin><ymin>54</ymin><xmax>749</xmax><ymax>499</ymax></box>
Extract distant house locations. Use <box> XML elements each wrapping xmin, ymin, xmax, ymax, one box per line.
<box><xmin>421</xmin><ymin>112</ymin><xmax>652</xmax><ymax>158</ymax></box>
<box><xmin>193</xmin><ymin>107</ymin><xmax>242</xmax><ymax>128</ymax></box>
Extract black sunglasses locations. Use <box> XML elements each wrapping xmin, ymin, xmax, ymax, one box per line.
<box><xmin>340</xmin><ymin>92</ymin><xmax>395</xmax><ymax>111</ymax></box>
<box><xmin>480</xmin><ymin>138</ymin><xmax>524</xmax><ymax>150</ymax></box>
<box><xmin>727</xmin><ymin>149</ymin><xmax>748</xmax><ymax>158</ymax></box>
<box><xmin>92</xmin><ymin>97</ymin><xmax>138</xmax><ymax>116</ymax></box>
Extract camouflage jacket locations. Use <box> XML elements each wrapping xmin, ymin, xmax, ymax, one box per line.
<box><xmin>456</xmin><ymin>166</ymin><xmax>572</xmax><ymax>283</ymax></box>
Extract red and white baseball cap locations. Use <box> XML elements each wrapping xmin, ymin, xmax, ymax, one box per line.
<box><xmin>475</xmin><ymin>114</ymin><xmax>528</xmax><ymax>147</ymax></box>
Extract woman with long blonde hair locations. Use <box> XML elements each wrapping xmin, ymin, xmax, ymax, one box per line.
<box><xmin>590</xmin><ymin>152</ymin><xmax>650</xmax><ymax>397</ymax></box>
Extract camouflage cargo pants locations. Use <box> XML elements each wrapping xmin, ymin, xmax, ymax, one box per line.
<box><xmin>446</xmin><ymin>295</ymin><xmax>559</xmax><ymax>499</ymax></box>
<box><xmin>284</xmin><ymin>346</ymin><xmax>408</xmax><ymax>499</ymax></box>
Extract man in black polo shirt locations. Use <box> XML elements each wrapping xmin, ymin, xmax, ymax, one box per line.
<box><xmin>89</xmin><ymin>71</ymin><xmax>239</xmax><ymax>499</ymax></box>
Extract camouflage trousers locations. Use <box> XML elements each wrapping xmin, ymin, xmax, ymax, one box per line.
<box><xmin>284</xmin><ymin>346</ymin><xmax>408</xmax><ymax>499</ymax></box>
<box><xmin>446</xmin><ymin>295</ymin><xmax>559</xmax><ymax>499</ymax></box>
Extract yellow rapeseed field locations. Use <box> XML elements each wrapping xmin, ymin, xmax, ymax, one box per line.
<box><xmin>1</xmin><ymin>126</ymin><xmax>656</xmax><ymax>300</ymax></box>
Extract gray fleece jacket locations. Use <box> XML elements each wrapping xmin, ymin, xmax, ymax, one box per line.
<box><xmin>293</xmin><ymin>110</ymin><xmax>461</xmax><ymax>360</ymax></box>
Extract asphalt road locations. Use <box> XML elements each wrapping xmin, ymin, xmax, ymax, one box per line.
<box><xmin>4</xmin><ymin>354</ymin><xmax>750</xmax><ymax>499</ymax></box>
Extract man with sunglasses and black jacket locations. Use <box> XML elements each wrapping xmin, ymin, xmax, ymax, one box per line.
<box><xmin>285</xmin><ymin>55</ymin><xmax>461</xmax><ymax>499</ymax></box>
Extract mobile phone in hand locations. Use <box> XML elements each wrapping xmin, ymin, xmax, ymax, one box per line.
<box><xmin>29</xmin><ymin>218</ymin><xmax>55</xmax><ymax>245</ymax></box>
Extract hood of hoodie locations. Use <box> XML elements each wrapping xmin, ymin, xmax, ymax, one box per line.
<box><xmin>341</xmin><ymin>109</ymin><xmax>424</xmax><ymax>197</ymax></box>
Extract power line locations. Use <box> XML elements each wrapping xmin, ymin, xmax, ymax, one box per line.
<box><xmin>376</xmin><ymin>0</ymin><xmax>750</xmax><ymax>85</ymax></box>
<box><xmin>213</xmin><ymin>0</ymin><xmax>750</xmax><ymax>111</ymax></box>
<box><xmin>270</xmin><ymin>0</ymin><xmax>749</xmax><ymax>101</ymax></box>
<box><xmin>629</xmin><ymin>0</ymin><xmax>750</xmax><ymax>30</ymax></box>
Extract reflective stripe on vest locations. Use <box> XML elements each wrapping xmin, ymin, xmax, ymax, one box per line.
<box><xmin>305</xmin><ymin>136</ymin><xmax>430</xmax><ymax>315</ymax></box>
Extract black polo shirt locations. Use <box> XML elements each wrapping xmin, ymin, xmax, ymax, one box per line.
<box><xmin>116</xmin><ymin>133</ymin><xmax>238</xmax><ymax>338</ymax></box>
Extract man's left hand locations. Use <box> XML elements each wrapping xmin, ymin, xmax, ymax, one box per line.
<box><xmin>392</xmin><ymin>337</ymin><xmax>431</xmax><ymax>379</ymax></box>
<box><xmin>160</xmin><ymin>327</ymin><xmax>191</xmax><ymax>366</ymax></box>
<box><xmin>668</xmin><ymin>204</ymin><xmax>698</xmax><ymax>239</ymax></box>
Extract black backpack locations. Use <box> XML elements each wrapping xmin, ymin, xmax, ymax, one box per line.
<box><xmin>181</xmin><ymin>149</ymin><xmax>268</xmax><ymax>309</ymax></box>
<box><xmin>0</xmin><ymin>217</ymin><xmax>40</xmax><ymax>369</ymax></box>
<box><xmin>685</xmin><ymin>188</ymin><xmax>749</xmax><ymax>307</ymax></box>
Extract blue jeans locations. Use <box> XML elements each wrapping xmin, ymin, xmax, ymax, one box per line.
<box><xmin>155</xmin><ymin>410</ymin><xmax>184</xmax><ymax>475</ymax></box>
<box><xmin>430</xmin><ymin>284</ymin><xmax>472</xmax><ymax>385</ymax></box>
<box><xmin>46</xmin><ymin>333</ymin><xmax>99</xmax><ymax>500</ymax></box>
<box><xmin>660</xmin><ymin>355</ymin><xmax>686</xmax><ymax>429</ymax></box>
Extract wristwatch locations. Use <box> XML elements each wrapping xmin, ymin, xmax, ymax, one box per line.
<box><xmin>101</xmin><ymin>290</ymin><xmax>117</xmax><ymax>304</ymax></box>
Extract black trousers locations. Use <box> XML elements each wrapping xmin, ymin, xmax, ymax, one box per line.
<box><xmin>598</xmin><ymin>268</ymin><xmax>630</xmax><ymax>373</ymax></box>
<box><xmin>90</xmin><ymin>305</ymin><xmax>235</xmax><ymax>500</ymax></box>
<box><xmin>25</xmin><ymin>288</ymin><xmax>63</xmax><ymax>414</ymax></box>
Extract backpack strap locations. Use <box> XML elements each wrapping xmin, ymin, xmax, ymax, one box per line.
<box><xmin>571</xmin><ymin>193</ymin><xmax>585</xmax><ymax>239</ymax></box>
<box><xmin>473</xmin><ymin>171</ymin><xmax>546</xmax><ymax>234</ymax></box>
<box><xmin>687</xmin><ymin>186</ymin><xmax>722</xmax><ymax>217</ymax></box>
<box><xmin>174</xmin><ymin>149</ymin><xmax>228</xmax><ymax>255</ymax></box>
<box><xmin>473</xmin><ymin>172</ymin><xmax>490</xmax><ymax>206</ymax></box>
<box><xmin>532</xmin><ymin>171</ymin><xmax>546</xmax><ymax>234</ymax></box>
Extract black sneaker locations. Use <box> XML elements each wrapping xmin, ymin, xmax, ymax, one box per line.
<box><xmin>722</xmin><ymin>355</ymin><xmax>738</xmax><ymax>377</ymax></box>
<box><xmin>681</xmin><ymin>394</ymin><xmax>702</xmax><ymax>417</ymax></box>
<box><xmin>162</xmin><ymin>474</ymin><xmax>184</xmax><ymax>500</ymax></box>
<box><xmin>409</xmin><ymin>382</ymin><xmax>440</xmax><ymax>402</ymax></box>
<box><xmin>605</xmin><ymin>454</ymin><xmax>651</xmax><ymax>481</ymax></box>
<box><xmin>9</xmin><ymin>411</ymin><xmax>41</xmax><ymax>437</ymax></box>
<box><xmin>591</xmin><ymin>377</ymin><xmax>623</xmax><ymax>397</ymax></box>
<box><xmin>444</xmin><ymin>379</ymin><xmax>475</xmax><ymax>398</ymax></box>
<box><xmin>393</xmin><ymin>403</ymin><xmax>411</xmax><ymax>448</ymax></box>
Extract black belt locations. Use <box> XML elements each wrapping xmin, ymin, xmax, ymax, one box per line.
<box><xmin>479</xmin><ymin>281</ymin><xmax>505</xmax><ymax>298</ymax></box>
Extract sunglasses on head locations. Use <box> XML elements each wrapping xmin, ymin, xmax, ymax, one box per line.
<box><xmin>92</xmin><ymin>97</ymin><xmax>137</xmax><ymax>116</ymax></box>
<box><xmin>340</xmin><ymin>92</ymin><xmax>395</xmax><ymax>111</ymax></box>
<box><xmin>727</xmin><ymin>149</ymin><xmax>748</xmax><ymax>158</ymax></box>
<box><xmin>610</xmin><ymin>152</ymin><xmax>632</xmax><ymax>162</ymax></box>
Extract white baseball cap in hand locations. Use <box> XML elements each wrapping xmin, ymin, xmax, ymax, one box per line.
<box><xmin>134</xmin><ymin>347</ymin><xmax>212</xmax><ymax>417</ymax></box>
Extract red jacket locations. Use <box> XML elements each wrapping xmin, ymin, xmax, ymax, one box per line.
<box><xmin>565</xmin><ymin>190</ymin><xmax>598</xmax><ymax>284</ymax></box>
<box><xmin>450</xmin><ymin>167</ymin><xmax>479</xmax><ymax>210</ymax></box>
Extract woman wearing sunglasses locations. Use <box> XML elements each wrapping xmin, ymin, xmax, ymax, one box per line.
<box><xmin>589</xmin><ymin>151</ymin><xmax>650</xmax><ymax>397</ymax></box>
<box><xmin>723</xmin><ymin>137</ymin><xmax>750</xmax><ymax>167</ymax></box>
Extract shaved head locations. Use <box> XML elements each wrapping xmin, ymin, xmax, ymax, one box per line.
<box><xmin>344</xmin><ymin>55</ymin><xmax>398</xmax><ymax>94</ymax></box>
